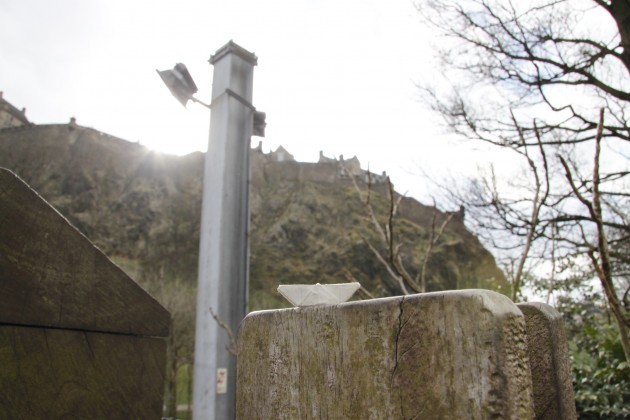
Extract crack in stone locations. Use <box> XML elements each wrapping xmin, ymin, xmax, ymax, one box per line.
<box><xmin>390</xmin><ymin>296</ymin><xmax>405</xmax><ymax>417</ymax></box>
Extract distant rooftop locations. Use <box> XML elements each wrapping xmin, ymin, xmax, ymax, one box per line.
<box><xmin>0</xmin><ymin>92</ymin><xmax>29</xmax><ymax>129</ymax></box>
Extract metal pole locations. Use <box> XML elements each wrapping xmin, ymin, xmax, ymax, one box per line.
<box><xmin>193</xmin><ymin>41</ymin><xmax>257</xmax><ymax>420</ymax></box>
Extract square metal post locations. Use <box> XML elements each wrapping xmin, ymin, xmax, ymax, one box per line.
<box><xmin>193</xmin><ymin>41</ymin><xmax>258</xmax><ymax>420</ymax></box>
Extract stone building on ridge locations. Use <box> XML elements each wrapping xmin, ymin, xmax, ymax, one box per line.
<box><xmin>0</xmin><ymin>92</ymin><xmax>29</xmax><ymax>129</ymax></box>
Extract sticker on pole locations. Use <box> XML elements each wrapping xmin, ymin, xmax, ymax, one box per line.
<box><xmin>217</xmin><ymin>368</ymin><xmax>228</xmax><ymax>394</ymax></box>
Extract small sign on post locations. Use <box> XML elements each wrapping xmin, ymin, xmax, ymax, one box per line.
<box><xmin>216</xmin><ymin>368</ymin><xmax>228</xmax><ymax>394</ymax></box>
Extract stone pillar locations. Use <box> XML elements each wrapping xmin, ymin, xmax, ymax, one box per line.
<box><xmin>193</xmin><ymin>41</ymin><xmax>257</xmax><ymax>420</ymax></box>
<box><xmin>0</xmin><ymin>168</ymin><xmax>169</xmax><ymax>418</ymax></box>
<box><xmin>518</xmin><ymin>302</ymin><xmax>577</xmax><ymax>419</ymax></box>
<box><xmin>237</xmin><ymin>290</ymin><xmax>535</xmax><ymax>418</ymax></box>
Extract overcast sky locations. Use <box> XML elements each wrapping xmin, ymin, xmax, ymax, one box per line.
<box><xmin>0</xmin><ymin>0</ymin><xmax>508</xmax><ymax>203</ymax></box>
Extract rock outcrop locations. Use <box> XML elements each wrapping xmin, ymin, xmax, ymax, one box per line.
<box><xmin>0</xmin><ymin>121</ymin><xmax>507</xmax><ymax>309</ymax></box>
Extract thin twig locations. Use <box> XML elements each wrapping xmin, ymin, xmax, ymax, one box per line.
<box><xmin>209</xmin><ymin>307</ymin><xmax>237</xmax><ymax>357</ymax></box>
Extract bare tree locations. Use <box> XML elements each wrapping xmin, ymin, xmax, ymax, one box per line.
<box><xmin>346</xmin><ymin>169</ymin><xmax>454</xmax><ymax>295</ymax></box>
<box><xmin>559</xmin><ymin>109</ymin><xmax>630</xmax><ymax>360</ymax></box>
<box><xmin>434</xmin><ymin>119</ymin><xmax>551</xmax><ymax>301</ymax></box>
<box><xmin>417</xmin><ymin>0</ymin><xmax>630</xmax><ymax>360</ymax></box>
<box><xmin>419</xmin><ymin>0</ymin><xmax>630</xmax><ymax>148</ymax></box>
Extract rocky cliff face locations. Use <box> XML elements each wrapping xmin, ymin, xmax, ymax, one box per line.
<box><xmin>0</xmin><ymin>122</ymin><xmax>506</xmax><ymax>309</ymax></box>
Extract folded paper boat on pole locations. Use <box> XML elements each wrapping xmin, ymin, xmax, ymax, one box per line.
<box><xmin>277</xmin><ymin>282</ymin><xmax>361</xmax><ymax>306</ymax></box>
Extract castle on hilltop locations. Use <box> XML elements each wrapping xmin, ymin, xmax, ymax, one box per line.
<box><xmin>252</xmin><ymin>140</ymin><xmax>388</xmax><ymax>185</ymax></box>
<box><xmin>0</xmin><ymin>92</ymin><xmax>388</xmax><ymax>186</ymax></box>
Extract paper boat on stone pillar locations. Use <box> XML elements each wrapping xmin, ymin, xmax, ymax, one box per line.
<box><xmin>277</xmin><ymin>282</ymin><xmax>361</xmax><ymax>306</ymax></box>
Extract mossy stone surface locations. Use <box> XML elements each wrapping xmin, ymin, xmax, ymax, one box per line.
<box><xmin>0</xmin><ymin>326</ymin><xmax>166</xmax><ymax>419</ymax></box>
<box><xmin>0</xmin><ymin>168</ymin><xmax>169</xmax><ymax>418</ymax></box>
<box><xmin>237</xmin><ymin>290</ymin><xmax>534</xmax><ymax>419</ymax></box>
<box><xmin>518</xmin><ymin>302</ymin><xmax>577</xmax><ymax>420</ymax></box>
<box><xmin>0</xmin><ymin>168</ymin><xmax>169</xmax><ymax>336</ymax></box>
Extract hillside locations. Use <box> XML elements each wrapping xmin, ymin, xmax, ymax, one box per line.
<box><xmin>0</xmin><ymin>121</ymin><xmax>506</xmax><ymax>309</ymax></box>
<box><xmin>0</xmin><ymin>116</ymin><xmax>510</xmax><ymax>410</ymax></box>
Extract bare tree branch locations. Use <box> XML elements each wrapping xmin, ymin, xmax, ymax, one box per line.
<box><xmin>558</xmin><ymin>109</ymin><xmax>630</xmax><ymax>360</ymax></box>
<box><xmin>209</xmin><ymin>307</ymin><xmax>237</xmax><ymax>357</ymax></box>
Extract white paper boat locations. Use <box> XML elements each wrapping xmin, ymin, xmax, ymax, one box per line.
<box><xmin>277</xmin><ymin>282</ymin><xmax>361</xmax><ymax>306</ymax></box>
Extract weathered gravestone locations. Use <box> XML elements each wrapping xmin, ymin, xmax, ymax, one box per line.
<box><xmin>518</xmin><ymin>302</ymin><xmax>577</xmax><ymax>419</ymax></box>
<box><xmin>0</xmin><ymin>168</ymin><xmax>170</xmax><ymax>419</ymax></box>
<box><xmin>237</xmin><ymin>289</ymin><xmax>535</xmax><ymax>419</ymax></box>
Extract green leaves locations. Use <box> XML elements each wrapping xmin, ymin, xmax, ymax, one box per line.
<box><xmin>564</xmin><ymin>298</ymin><xmax>630</xmax><ymax>419</ymax></box>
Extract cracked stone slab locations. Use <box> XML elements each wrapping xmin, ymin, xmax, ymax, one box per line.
<box><xmin>236</xmin><ymin>289</ymin><xmax>534</xmax><ymax>419</ymax></box>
